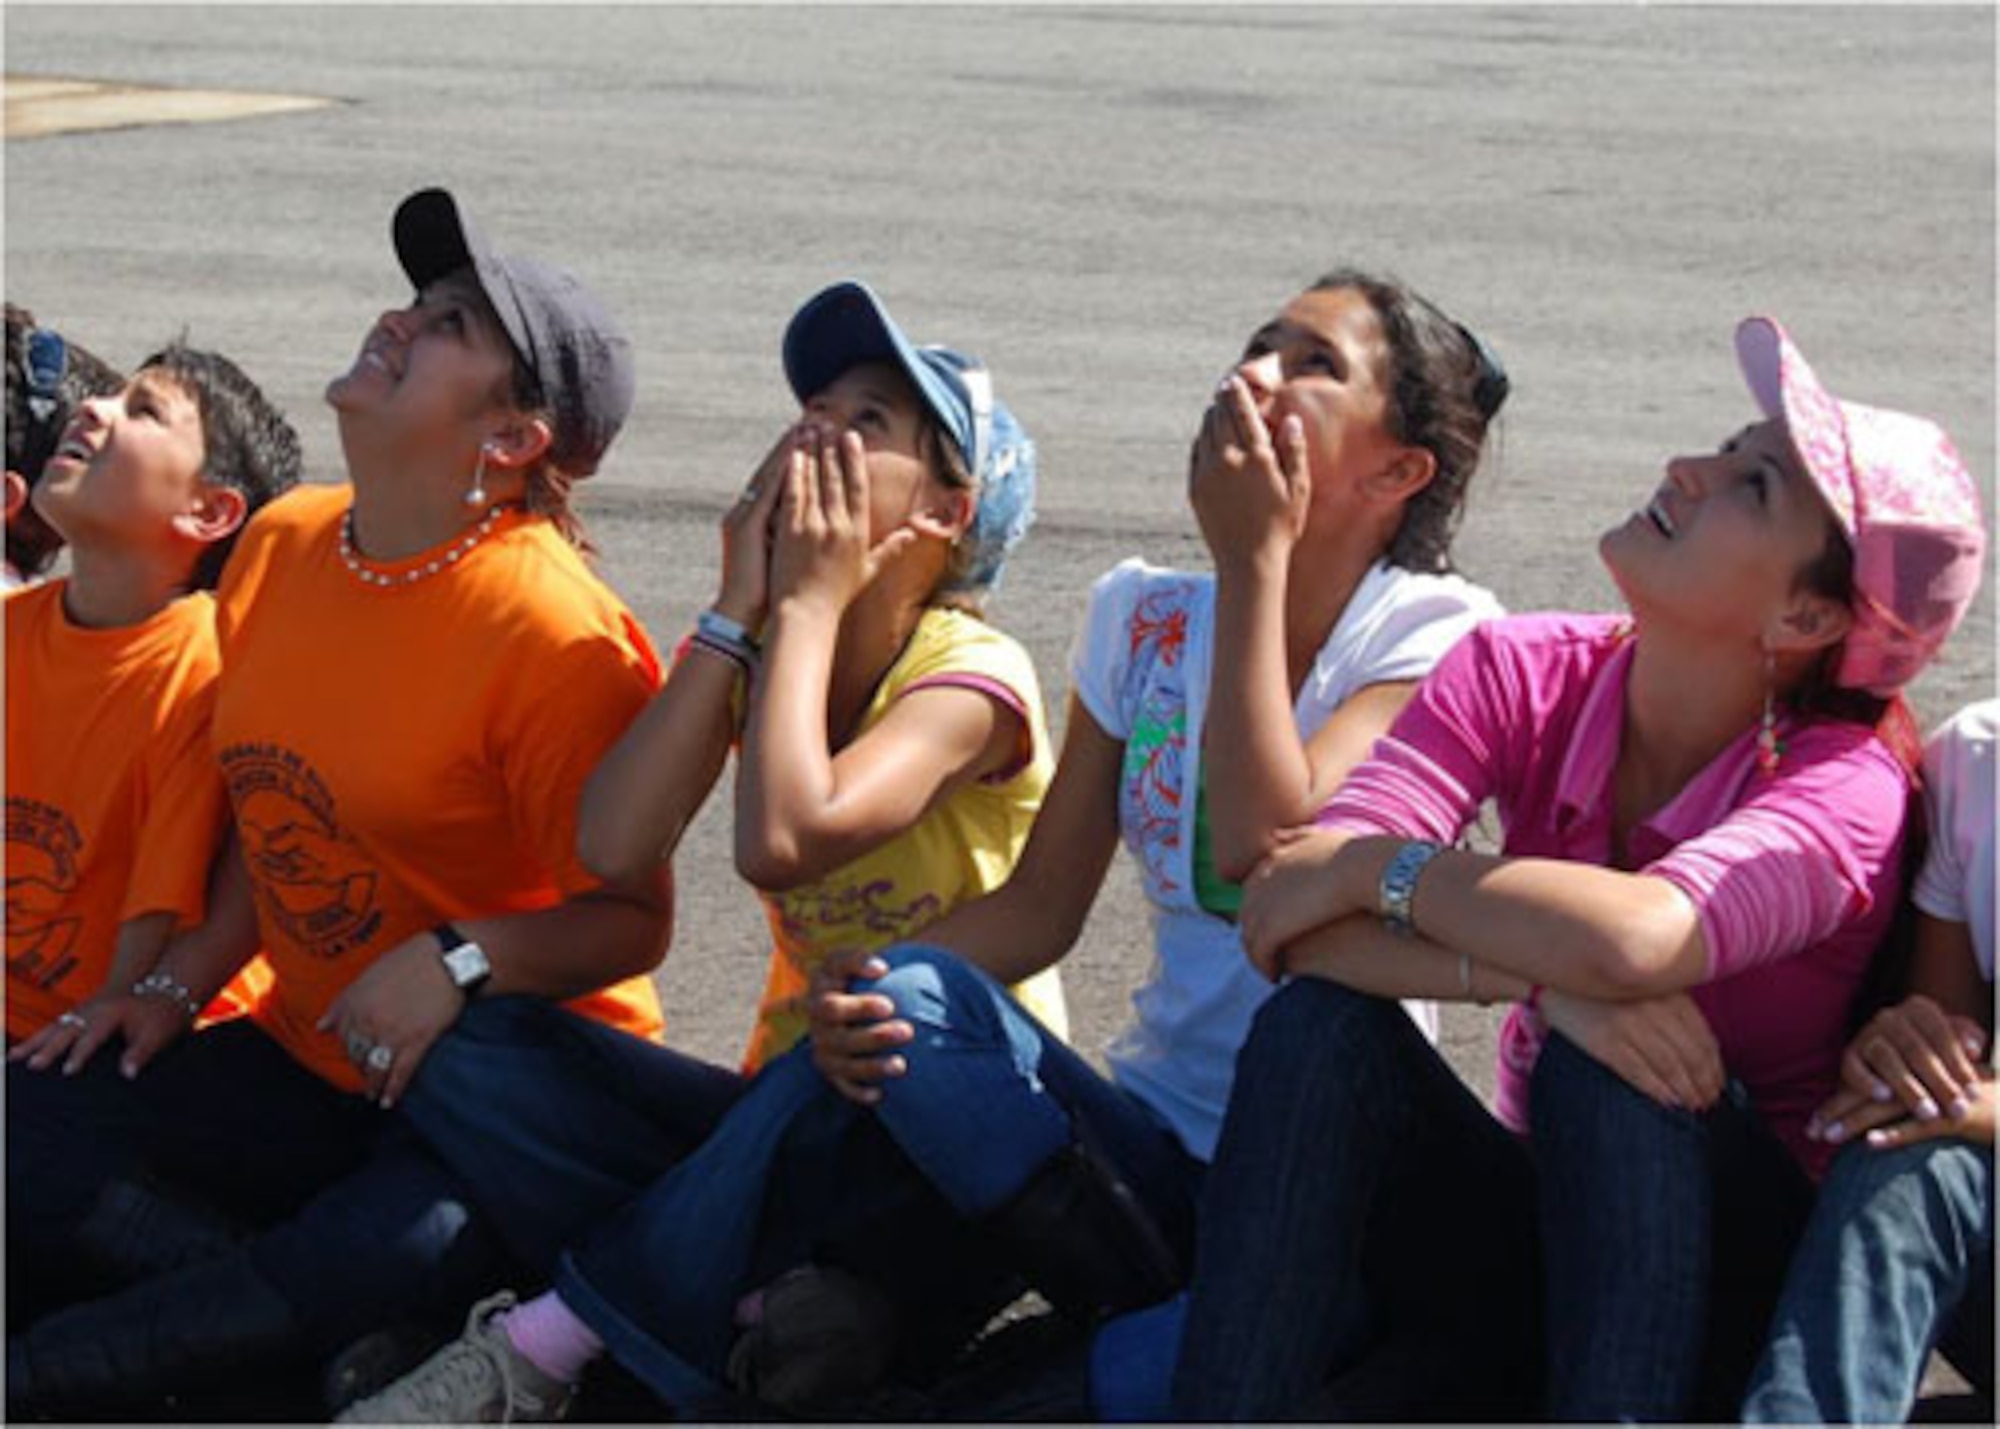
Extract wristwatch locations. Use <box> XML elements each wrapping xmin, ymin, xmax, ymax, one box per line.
<box><xmin>1377</xmin><ymin>840</ymin><xmax>1444</xmax><ymax>939</ymax></box>
<box><xmin>434</xmin><ymin>923</ymin><xmax>491</xmax><ymax>996</ymax></box>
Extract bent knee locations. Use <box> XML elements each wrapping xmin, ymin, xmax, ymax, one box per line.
<box><xmin>406</xmin><ymin>996</ymin><xmax>567</xmax><ymax>1107</ymax></box>
<box><xmin>448</xmin><ymin>993</ymin><xmax>573</xmax><ymax>1046</ymax></box>
<box><xmin>1529</xmin><ymin>1031</ymin><xmax>1705</xmax><ymax>1158</ymax></box>
<box><xmin>1242</xmin><ymin>979</ymin><xmax>1411</xmax><ymax>1076</ymax></box>
<box><xmin>858</xmin><ymin>944</ymin><xmax>992</xmax><ymax>1028</ymax></box>
<box><xmin>1825</xmin><ymin>1139</ymin><xmax>1994</xmax><ymax>1235</ymax></box>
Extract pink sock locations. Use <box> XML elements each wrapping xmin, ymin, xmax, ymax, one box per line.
<box><xmin>500</xmin><ymin>1291</ymin><xmax>605</xmax><ymax>1384</ymax></box>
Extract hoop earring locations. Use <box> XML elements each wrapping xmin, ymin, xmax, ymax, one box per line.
<box><xmin>464</xmin><ymin>445</ymin><xmax>492</xmax><ymax>508</ymax></box>
<box><xmin>1757</xmin><ymin>650</ymin><xmax>1783</xmax><ymax>776</ymax></box>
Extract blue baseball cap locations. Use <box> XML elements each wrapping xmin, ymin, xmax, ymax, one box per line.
<box><xmin>783</xmin><ymin>281</ymin><xmax>1036</xmax><ymax>592</ymax></box>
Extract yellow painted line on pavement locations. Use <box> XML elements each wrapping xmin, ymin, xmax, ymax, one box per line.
<box><xmin>5</xmin><ymin>75</ymin><xmax>334</xmax><ymax>140</ymax></box>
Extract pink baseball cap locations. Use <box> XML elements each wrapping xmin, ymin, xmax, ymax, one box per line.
<box><xmin>1735</xmin><ymin>316</ymin><xmax>1986</xmax><ymax>696</ymax></box>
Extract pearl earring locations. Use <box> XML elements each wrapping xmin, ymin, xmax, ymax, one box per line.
<box><xmin>465</xmin><ymin>444</ymin><xmax>493</xmax><ymax>508</ymax></box>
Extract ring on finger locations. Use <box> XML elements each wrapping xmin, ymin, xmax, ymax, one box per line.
<box><xmin>57</xmin><ymin>1010</ymin><xmax>88</xmax><ymax>1030</ymax></box>
<box><xmin>346</xmin><ymin>1032</ymin><xmax>374</xmax><ymax>1064</ymax></box>
<box><xmin>365</xmin><ymin>1044</ymin><xmax>395</xmax><ymax>1074</ymax></box>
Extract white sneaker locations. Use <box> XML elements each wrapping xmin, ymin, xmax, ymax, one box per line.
<box><xmin>334</xmin><ymin>1292</ymin><xmax>574</xmax><ymax>1424</ymax></box>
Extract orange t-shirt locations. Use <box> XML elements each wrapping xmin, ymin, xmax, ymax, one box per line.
<box><xmin>212</xmin><ymin>485</ymin><xmax>666</xmax><ymax>1092</ymax></box>
<box><xmin>5</xmin><ymin>583</ymin><xmax>267</xmax><ymax>1039</ymax></box>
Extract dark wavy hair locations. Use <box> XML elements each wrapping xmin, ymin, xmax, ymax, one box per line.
<box><xmin>494</xmin><ymin>355</ymin><xmax>599</xmax><ymax>555</ymax></box>
<box><xmin>1308</xmin><ymin>269</ymin><xmax>1509</xmax><ymax>574</ymax></box>
<box><xmin>5</xmin><ymin>303</ymin><xmax>124</xmax><ymax>579</ymax></box>
<box><xmin>140</xmin><ymin>342</ymin><xmax>303</xmax><ymax>590</ymax></box>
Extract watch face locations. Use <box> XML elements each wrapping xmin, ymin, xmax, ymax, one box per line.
<box><xmin>443</xmin><ymin>943</ymin><xmax>490</xmax><ymax>987</ymax></box>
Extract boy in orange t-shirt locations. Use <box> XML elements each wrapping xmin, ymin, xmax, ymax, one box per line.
<box><xmin>6</xmin><ymin>344</ymin><xmax>300</xmax><ymax>1061</ymax></box>
<box><xmin>4</xmin><ymin>341</ymin><xmax>299</xmax><ymax>1328</ymax></box>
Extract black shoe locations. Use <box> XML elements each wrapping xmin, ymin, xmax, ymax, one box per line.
<box><xmin>725</xmin><ymin>1265</ymin><xmax>903</xmax><ymax>1415</ymax></box>
<box><xmin>70</xmin><ymin>1176</ymin><xmax>247</xmax><ymax>1285</ymax></box>
<box><xmin>6</xmin><ymin>1250</ymin><xmax>302</xmax><ymax>1419</ymax></box>
<box><xmin>927</xmin><ymin>1306</ymin><xmax>1094</xmax><ymax>1421</ymax></box>
<box><xmin>987</xmin><ymin>1142</ymin><xmax>1182</xmax><ymax>1323</ymax></box>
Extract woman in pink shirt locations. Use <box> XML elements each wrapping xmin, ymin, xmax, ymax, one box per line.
<box><xmin>1165</xmin><ymin>317</ymin><xmax>1986</xmax><ymax>1420</ymax></box>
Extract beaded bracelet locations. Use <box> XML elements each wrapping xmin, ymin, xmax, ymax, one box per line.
<box><xmin>673</xmin><ymin>631</ymin><xmax>752</xmax><ymax>681</ymax></box>
<box><xmin>132</xmin><ymin>970</ymin><xmax>201</xmax><ymax>1021</ymax></box>
<box><xmin>690</xmin><ymin>632</ymin><xmax>753</xmax><ymax>678</ymax></box>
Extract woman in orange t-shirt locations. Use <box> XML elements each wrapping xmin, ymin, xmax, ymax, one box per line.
<box><xmin>6</xmin><ymin>189</ymin><xmax>676</xmax><ymax>1421</ymax></box>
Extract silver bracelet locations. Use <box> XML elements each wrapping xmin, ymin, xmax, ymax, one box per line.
<box><xmin>131</xmin><ymin>971</ymin><xmax>201</xmax><ymax>1021</ymax></box>
<box><xmin>1378</xmin><ymin>840</ymin><xmax>1443</xmax><ymax>938</ymax></box>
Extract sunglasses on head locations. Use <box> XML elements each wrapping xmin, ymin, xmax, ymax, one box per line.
<box><xmin>23</xmin><ymin>327</ymin><xmax>69</xmax><ymax>425</ymax></box>
<box><xmin>1452</xmin><ymin>321</ymin><xmax>1510</xmax><ymax>422</ymax></box>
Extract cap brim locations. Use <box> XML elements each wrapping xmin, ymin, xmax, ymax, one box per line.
<box><xmin>394</xmin><ymin>188</ymin><xmax>482</xmax><ymax>292</ymax></box>
<box><xmin>1734</xmin><ymin>315</ymin><xmax>1857</xmax><ymax>537</ymax></box>
<box><xmin>1734</xmin><ymin>317</ymin><xmax>1786</xmax><ymax>423</ymax></box>
<box><xmin>782</xmin><ymin>282</ymin><xmax>973</xmax><ymax>460</ymax></box>
<box><xmin>391</xmin><ymin>188</ymin><xmax>536</xmax><ymax>376</ymax></box>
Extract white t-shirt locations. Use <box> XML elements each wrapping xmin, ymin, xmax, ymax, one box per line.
<box><xmin>1068</xmin><ymin>556</ymin><xmax>1505</xmax><ymax>1160</ymax></box>
<box><xmin>1912</xmin><ymin>700</ymin><xmax>1996</xmax><ymax>981</ymax></box>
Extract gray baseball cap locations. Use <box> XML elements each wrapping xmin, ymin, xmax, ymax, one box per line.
<box><xmin>392</xmin><ymin>187</ymin><xmax>634</xmax><ymax>476</ymax></box>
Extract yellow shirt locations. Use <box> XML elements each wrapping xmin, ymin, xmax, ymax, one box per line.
<box><xmin>744</xmin><ymin>607</ymin><xmax>1068</xmax><ymax>1071</ymax></box>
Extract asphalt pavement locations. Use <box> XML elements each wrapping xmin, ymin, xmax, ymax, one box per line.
<box><xmin>6</xmin><ymin>3</ymin><xmax>1994</xmax><ymax>1097</ymax></box>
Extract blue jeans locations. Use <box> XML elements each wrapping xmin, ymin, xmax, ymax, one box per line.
<box><xmin>858</xmin><ymin>944</ymin><xmax>1202</xmax><ymax>1230</ymax></box>
<box><xmin>1532</xmin><ymin>1030</ymin><xmax>1815</xmax><ymax>1422</ymax></box>
<box><xmin>6</xmin><ymin>1017</ymin><xmax>507</xmax><ymax>1349</ymax></box>
<box><xmin>548</xmin><ymin>1047</ymin><xmax>944</xmax><ymax>1405</ymax></box>
<box><xmin>402</xmin><ymin>993</ymin><xmax>1012</xmax><ymax>1403</ymax></box>
<box><xmin>1171</xmin><ymin>980</ymin><xmax>1542</xmax><ymax>1422</ymax></box>
<box><xmin>555</xmin><ymin>943</ymin><xmax>1202</xmax><ymax>1407</ymax></box>
<box><xmin>1742</xmin><ymin>1136</ymin><xmax>1996</xmax><ymax>1423</ymax></box>
<box><xmin>397</xmin><ymin>997</ymin><xmax>746</xmax><ymax>1273</ymax></box>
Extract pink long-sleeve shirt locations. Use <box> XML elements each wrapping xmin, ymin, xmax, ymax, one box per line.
<box><xmin>1317</xmin><ymin>613</ymin><xmax>1910</xmax><ymax>1178</ymax></box>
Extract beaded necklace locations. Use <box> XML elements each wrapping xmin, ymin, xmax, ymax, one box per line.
<box><xmin>338</xmin><ymin>504</ymin><xmax>506</xmax><ymax>588</ymax></box>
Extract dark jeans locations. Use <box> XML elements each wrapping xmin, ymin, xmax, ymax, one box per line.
<box><xmin>1172</xmin><ymin>980</ymin><xmax>1543</xmax><ymax>1422</ymax></box>
<box><xmin>549</xmin><ymin>943</ymin><xmax>1205</xmax><ymax>1408</ymax></box>
<box><xmin>402</xmin><ymin>993</ymin><xmax>1018</xmax><ymax>1407</ymax></box>
<box><xmin>397</xmin><ymin>996</ymin><xmax>747</xmax><ymax>1273</ymax></box>
<box><xmin>1743</xmin><ymin>1136</ymin><xmax>1995</xmax><ymax>1423</ymax></box>
<box><xmin>1532</xmin><ymin>1031</ymin><xmax>1816</xmax><ymax>1422</ymax></box>
<box><xmin>6</xmin><ymin>1017</ymin><xmax>508</xmax><ymax>1350</ymax></box>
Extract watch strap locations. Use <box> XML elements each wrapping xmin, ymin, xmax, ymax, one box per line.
<box><xmin>1378</xmin><ymin>840</ymin><xmax>1443</xmax><ymax>939</ymax></box>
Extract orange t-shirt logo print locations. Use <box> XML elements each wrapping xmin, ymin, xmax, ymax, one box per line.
<box><xmin>221</xmin><ymin>744</ymin><xmax>381</xmax><ymax>959</ymax></box>
<box><xmin>4</xmin><ymin>797</ymin><xmax>85</xmax><ymax>990</ymax></box>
